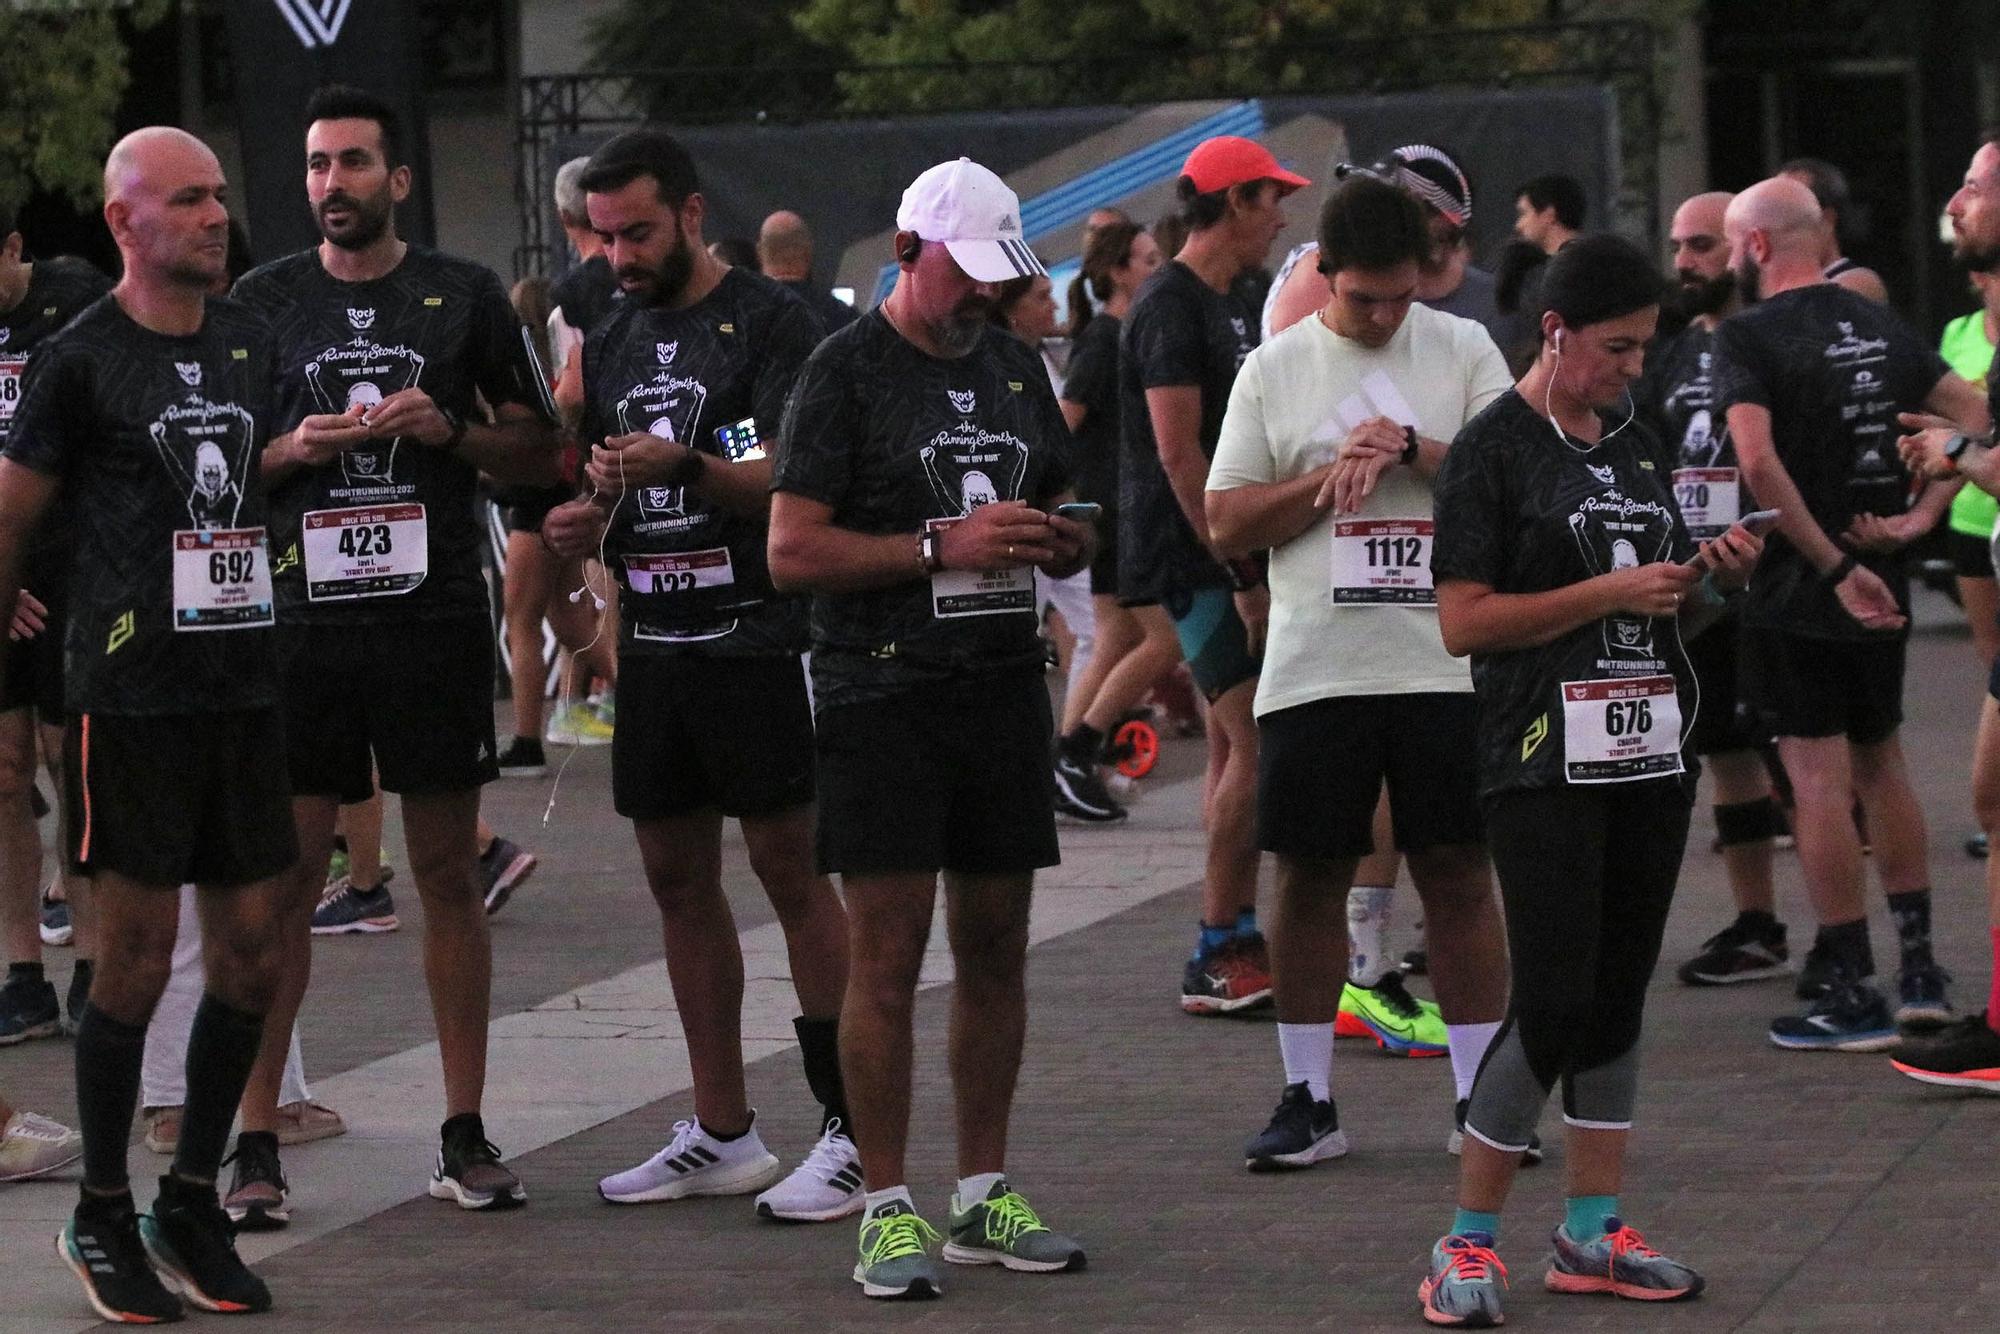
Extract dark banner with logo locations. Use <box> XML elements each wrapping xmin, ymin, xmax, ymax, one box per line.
<box><xmin>221</xmin><ymin>0</ymin><xmax>436</xmax><ymax>264</ymax></box>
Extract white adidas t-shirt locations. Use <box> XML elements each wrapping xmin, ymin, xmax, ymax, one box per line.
<box><xmin>1208</xmin><ymin>302</ymin><xmax>1512</xmax><ymax>717</ymax></box>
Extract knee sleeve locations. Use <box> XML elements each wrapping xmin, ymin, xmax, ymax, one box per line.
<box><xmin>1713</xmin><ymin>796</ymin><xmax>1782</xmax><ymax>847</ymax></box>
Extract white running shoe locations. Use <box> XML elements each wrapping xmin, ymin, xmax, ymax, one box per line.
<box><xmin>754</xmin><ymin>1120</ymin><xmax>865</xmax><ymax>1222</ymax></box>
<box><xmin>0</xmin><ymin>1110</ymin><xmax>83</xmax><ymax>1182</ymax></box>
<box><xmin>597</xmin><ymin>1115</ymin><xmax>782</xmax><ymax>1204</ymax></box>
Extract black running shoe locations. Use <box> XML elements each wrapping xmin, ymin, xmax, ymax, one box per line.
<box><xmin>1794</xmin><ymin>939</ymin><xmax>1838</xmax><ymax>1001</ymax></box>
<box><xmin>429</xmin><ymin>1113</ymin><xmax>526</xmax><ymax>1210</ymax></box>
<box><xmin>1401</xmin><ymin>946</ymin><xmax>1429</xmax><ymax>977</ymax></box>
<box><xmin>221</xmin><ymin>1131</ymin><xmax>289</xmax><ymax>1231</ymax></box>
<box><xmin>1243</xmin><ymin>1083</ymin><xmax>1347</xmax><ymax>1171</ymax></box>
<box><xmin>496</xmin><ymin>735</ymin><xmax>547</xmax><ymax>778</ymax></box>
<box><xmin>1677</xmin><ymin>915</ymin><xmax>1790</xmax><ymax>987</ymax></box>
<box><xmin>142</xmin><ymin>1176</ymin><xmax>272</xmax><ymax>1314</ymax></box>
<box><xmin>0</xmin><ymin>971</ymin><xmax>61</xmax><ymax>1045</ymax></box>
<box><xmin>1052</xmin><ymin>753</ymin><xmax>1127</xmax><ymax>823</ymax></box>
<box><xmin>1895</xmin><ymin>960</ymin><xmax>1954</xmax><ymax>1033</ymax></box>
<box><xmin>1448</xmin><ymin>1098</ymin><xmax>1545</xmax><ymax>1166</ymax></box>
<box><xmin>1769</xmin><ymin>979</ymin><xmax>1899</xmax><ymax>1052</ymax></box>
<box><xmin>58</xmin><ymin>1193</ymin><xmax>184</xmax><ymax>1324</ymax></box>
<box><xmin>1891</xmin><ymin>1012</ymin><xmax>2000</xmax><ymax>1092</ymax></box>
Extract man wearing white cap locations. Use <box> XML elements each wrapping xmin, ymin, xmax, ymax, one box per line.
<box><xmin>769</xmin><ymin>157</ymin><xmax>1092</xmax><ymax>1300</ymax></box>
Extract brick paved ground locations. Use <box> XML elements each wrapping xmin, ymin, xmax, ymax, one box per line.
<box><xmin>4</xmin><ymin>589</ymin><xmax>1998</xmax><ymax>1331</ymax></box>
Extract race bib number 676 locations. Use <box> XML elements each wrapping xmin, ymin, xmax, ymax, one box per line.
<box><xmin>1559</xmin><ymin>674</ymin><xmax>1684</xmax><ymax>784</ymax></box>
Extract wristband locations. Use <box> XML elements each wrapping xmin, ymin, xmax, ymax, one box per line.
<box><xmin>1226</xmin><ymin>557</ymin><xmax>1265</xmax><ymax>592</ymax></box>
<box><xmin>439</xmin><ymin>407</ymin><xmax>467</xmax><ymax>453</ymax></box>
<box><xmin>1823</xmin><ymin>553</ymin><xmax>1857</xmax><ymax>585</ymax></box>
<box><xmin>918</xmin><ymin>529</ymin><xmax>944</xmax><ymax>575</ymax></box>
<box><xmin>1400</xmin><ymin>425</ymin><xmax>1420</xmax><ymax>466</ymax></box>
<box><xmin>667</xmin><ymin>448</ymin><xmax>707</xmax><ymax>486</ymax></box>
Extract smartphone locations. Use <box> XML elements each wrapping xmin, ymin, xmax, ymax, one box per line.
<box><xmin>714</xmin><ymin>417</ymin><xmax>765</xmax><ymax>462</ymax></box>
<box><xmin>1053</xmin><ymin>501</ymin><xmax>1103</xmax><ymax>523</ymax></box>
<box><xmin>1685</xmin><ymin>508</ymin><xmax>1781</xmax><ymax>568</ymax></box>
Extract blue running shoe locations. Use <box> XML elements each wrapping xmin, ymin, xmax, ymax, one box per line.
<box><xmin>1419</xmin><ymin>1232</ymin><xmax>1507</xmax><ymax>1327</ymax></box>
<box><xmin>1769</xmin><ymin>979</ymin><xmax>1899</xmax><ymax>1052</ymax></box>
<box><xmin>1544</xmin><ymin>1217</ymin><xmax>1703</xmax><ymax>1302</ymax></box>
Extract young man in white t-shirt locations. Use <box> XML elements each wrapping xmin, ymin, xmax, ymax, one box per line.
<box><xmin>1206</xmin><ymin>174</ymin><xmax>1516</xmax><ymax>1168</ymax></box>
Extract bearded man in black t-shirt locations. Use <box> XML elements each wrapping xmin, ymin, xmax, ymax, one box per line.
<box><xmin>538</xmin><ymin>129</ymin><xmax>862</xmax><ymax>1223</ymax></box>
<box><xmin>769</xmin><ymin>157</ymin><xmax>1090</xmax><ymax>1300</ymax></box>
<box><xmin>0</xmin><ymin>126</ymin><xmax>290</xmax><ymax>1325</ymax></box>
<box><xmin>1717</xmin><ymin>176</ymin><xmax>1988</xmax><ymax>1051</ymax></box>
<box><xmin>230</xmin><ymin>86</ymin><xmax>559</xmax><ymax>1221</ymax></box>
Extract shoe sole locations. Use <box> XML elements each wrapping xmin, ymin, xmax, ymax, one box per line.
<box><xmin>56</xmin><ymin>1228</ymin><xmax>183</xmax><ymax>1325</ymax></box>
<box><xmin>851</xmin><ymin>1264</ymin><xmax>941</xmax><ymax>1298</ymax></box>
<box><xmin>1895</xmin><ymin>1007</ymin><xmax>1953</xmax><ymax>1033</ymax></box>
<box><xmin>224</xmin><ymin>1201</ymin><xmax>289</xmax><ymax>1231</ymax></box>
<box><xmin>1545</xmin><ymin>1268</ymin><xmax>1703</xmax><ymax>1301</ymax></box>
<box><xmin>1418</xmin><ymin>1276</ymin><xmax>1503</xmax><ymax>1327</ymax></box>
<box><xmin>941</xmin><ymin>1241</ymin><xmax>1085</xmax><ymax>1272</ymax></box>
<box><xmin>756</xmin><ymin>1192</ymin><xmax>867</xmax><ymax>1223</ymax></box>
<box><xmin>1890</xmin><ymin>1061</ymin><xmax>2000</xmax><ymax>1091</ymax></box>
<box><xmin>39</xmin><ymin>925</ymin><xmax>73</xmax><ymax>946</ymax></box>
<box><xmin>1679</xmin><ymin>962</ymin><xmax>1793</xmax><ymax>986</ymax></box>
<box><xmin>1052</xmin><ymin>770</ymin><xmax>1125</xmax><ymax>822</ymax></box>
<box><xmin>310</xmin><ymin>918</ymin><xmax>400</xmax><ymax>936</ymax></box>
<box><xmin>0</xmin><ymin>1145</ymin><xmax>81</xmax><ymax>1182</ymax></box>
<box><xmin>139</xmin><ymin>1221</ymin><xmax>265</xmax><ymax>1314</ymax></box>
<box><xmin>1768</xmin><ymin>1030</ymin><xmax>1900</xmax><ymax>1052</ymax></box>
<box><xmin>1334</xmin><ymin>1012</ymin><xmax>1372</xmax><ymax>1039</ymax></box>
<box><xmin>428</xmin><ymin>1176</ymin><xmax>528</xmax><ymax>1210</ymax></box>
<box><xmin>0</xmin><ymin>1018</ymin><xmax>62</xmax><ymax>1045</ymax></box>
<box><xmin>1180</xmin><ymin>990</ymin><xmax>1272</xmax><ymax>1015</ymax></box>
<box><xmin>497</xmin><ymin>765</ymin><xmax>548</xmax><ymax>779</ymax></box>
<box><xmin>1354</xmin><ymin>1011</ymin><xmax>1447</xmax><ymax>1058</ymax></box>
<box><xmin>598</xmin><ymin>1155</ymin><xmax>782</xmax><ymax>1204</ymax></box>
<box><xmin>483</xmin><ymin>853</ymin><xmax>538</xmax><ymax>916</ymax></box>
<box><xmin>1246</xmin><ymin>1127</ymin><xmax>1349</xmax><ymax>1171</ymax></box>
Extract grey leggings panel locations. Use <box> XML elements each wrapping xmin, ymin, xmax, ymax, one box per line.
<box><xmin>1465</xmin><ymin>778</ymin><xmax>1691</xmax><ymax>1149</ymax></box>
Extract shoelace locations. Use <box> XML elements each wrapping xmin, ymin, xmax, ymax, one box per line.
<box><xmin>9</xmin><ymin>1111</ymin><xmax>73</xmax><ymax>1142</ymax></box>
<box><xmin>655</xmin><ymin>1118</ymin><xmax>704</xmax><ymax>1163</ymax></box>
<box><xmin>860</xmin><ymin>1210</ymin><xmax>940</xmax><ymax>1263</ymax></box>
<box><xmin>976</xmin><ymin>1192</ymin><xmax>1050</xmax><ymax>1246</ymax></box>
<box><xmin>221</xmin><ymin>1138</ymin><xmax>285</xmax><ymax>1191</ymax></box>
<box><xmin>1442</xmin><ymin>1237</ymin><xmax>1509</xmax><ymax>1287</ymax></box>
<box><xmin>800</xmin><ymin>1120</ymin><xmax>856</xmax><ymax>1182</ymax></box>
<box><xmin>1603</xmin><ymin>1225</ymin><xmax>1663</xmax><ymax>1269</ymax></box>
<box><xmin>1372</xmin><ymin>974</ymin><xmax>1423</xmax><ymax>1019</ymax></box>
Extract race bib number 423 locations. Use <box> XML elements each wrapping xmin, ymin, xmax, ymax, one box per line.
<box><xmin>172</xmin><ymin>528</ymin><xmax>274</xmax><ymax>630</ymax></box>
<box><xmin>624</xmin><ymin>547</ymin><xmax>735</xmax><ymax>597</ymax></box>
<box><xmin>1559</xmin><ymin>674</ymin><xmax>1684</xmax><ymax>784</ymax></box>
<box><xmin>302</xmin><ymin>504</ymin><xmax>428</xmax><ymax>601</ymax></box>
<box><xmin>1330</xmin><ymin>518</ymin><xmax>1434</xmax><ymax>605</ymax></box>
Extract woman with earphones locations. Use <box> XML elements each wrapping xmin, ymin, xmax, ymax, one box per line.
<box><xmin>1413</xmin><ymin>235</ymin><xmax>1765</xmax><ymax>1328</ymax></box>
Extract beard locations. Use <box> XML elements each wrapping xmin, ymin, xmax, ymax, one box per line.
<box><xmin>619</xmin><ymin>230</ymin><xmax>694</xmax><ymax>307</ymax></box>
<box><xmin>1954</xmin><ymin>232</ymin><xmax>2000</xmax><ymax>273</ymax></box>
<box><xmin>1677</xmin><ymin>268</ymin><xmax>1736</xmax><ymax>317</ymax></box>
<box><xmin>1732</xmin><ymin>255</ymin><xmax>1763</xmax><ymax>304</ymax></box>
<box><xmin>931</xmin><ymin>294</ymin><xmax>993</xmax><ymax>356</ymax></box>
<box><xmin>317</xmin><ymin>187</ymin><xmax>394</xmax><ymax>251</ymax></box>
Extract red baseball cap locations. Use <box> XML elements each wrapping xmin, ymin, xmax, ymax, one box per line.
<box><xmin>1181</xmin><ymin>136</ymin><xmax>1311</xmax><ymax>195</ymax></box>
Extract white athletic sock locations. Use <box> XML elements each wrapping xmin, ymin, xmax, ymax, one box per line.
<box><xmin>864</xmin><ymin>1184</ymin><xmax>914</xmax><ymax>1217</ymax></box>
<box><xmin>1447</xmin><ymin>1021</ymin><xmax>1502</xmax><ymax>1101</ymax></box>
<box><xmin>1278</xmin><ymin>1022</ymin><xmax>1335</xmax><ymax>1102</ymax></box>
<box><xmin>956</xmin><ymin>1171</ymin><xmax>1005</xmax><ymax>1208</ymax></box>
<box><xmin>1346</xmin><ymin>885</ymin><xmax>1395</xmax><ymax>986</ymax></box>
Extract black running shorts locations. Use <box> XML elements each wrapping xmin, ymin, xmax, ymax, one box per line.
<box><xmin>67</xmin><ymin>709</ymin><xmax>297</xmax><ymax>887</ymax></box>
<box><xmin>278</xmin><ymin>617</ymin><xmax>499</xmax><ymax>801</ymax></box>
<box><xmin>1682</xmin><ymin>616</ymin><xmax>1762</xmax><ymax>756</ymax></box>
<box><xmin>813</xmin><ymin>671</ymin><xmax>1060</xmax><ymax>876</ymax></box>
<box><xmin>0</xmin><ymin>610</ymin><xmax>64</xmax><ymax>719</ymax></box>
<box><xmin>1742</xmin><ymin>628</ymin><xmax>1904</xmax><ymax>745</ymax></box>
<box><xmin>1256</xmin><ymin>692</ymin><xmax>1484</xmax><ymax>861</ymax></box>
<box><xmin>612</xmin><ymin>652</ymin><xmax>815</xmax><ymax>821</ymax></box>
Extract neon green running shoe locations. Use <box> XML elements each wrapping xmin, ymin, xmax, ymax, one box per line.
<box><xmin>852</xmin><ymin>1198</ymin><xmax>942</xmax><ymax>1299</ymax></box>
<box><xmin>1340</xmin><ymin>974</ymin><xmax>1448</xmax><ymax>1057</ymax></box>
<box><xmin>942</xmin><ymin>1181</ymin><xmax>1085</xmax><ymax>1273</ymax></box>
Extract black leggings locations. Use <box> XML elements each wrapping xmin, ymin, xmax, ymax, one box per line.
<box><xmin>1463</xmin><ymin>778</ymin><xmax>1692</xmax><ymax>1150</ymax></box>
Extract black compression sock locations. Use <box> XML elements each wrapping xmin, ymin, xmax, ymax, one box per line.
<box><xmin>72</xmin><ymin>1004</ymin><xmax>149</xmax><ymax>1193</ymax></box>
<box><xmin>794</xmin><ymin>1014</ymin><xmax>852</xmax><ymax>1137</ymax></box>
<box><xmin>173</xmin><ymin>994</ymin><xmax>267</xmax><ymax>1183</ymax></box>
<box><xmin>1885</xmin><ymin>890</ymin><xmax>1935</xmax><ymax>966</ymax></box>
<box><xmin>1060</xmin><ymin>723</ymin><xmax>1104</xmax><ymax>764</ymax></box>
<box><xmin>6</xmin><ymin>960</ymin><xmax>45</xmax><ymax>985</ymax></box>
<box><xmin>1820</xmin><ymin>918</ymin><xmax>1875</xmax><ymax>983</ymax></box>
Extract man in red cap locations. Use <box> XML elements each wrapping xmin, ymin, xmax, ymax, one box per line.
<box><xmin>1116</xmin><ymin>135</ymin><xmax>1306</xmax><ymax>1016</ymax></box>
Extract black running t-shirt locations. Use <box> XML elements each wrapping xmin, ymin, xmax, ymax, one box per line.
<box><xmin>1432</xmin><ymin>391</ymin><xmax>1694</xmax><ymax>797</ymax></box>
<box><xmin>1635</xmin><ymin>323</ymin><xmax>1748</xmax><ymax>541</ymax></box>
<box><xmin>773</xmin><ymin>311</ymin><xmax>1075</xmax><ymax>712</ymax></box>
<box><xmin>581</xmin><ymin>267</ymin><xmax>819</xmax><ymax>656</ymax></box>
<box><xmin>552</xmin><ymin>255</ymin><xmax>621</xmax><ymax>335</ymax></box>
<box><xmin>4</xmin><ymin>296</ymin><xmax>279</xmax><ymax>716</ymax></box>
<box><xmin>232</xmin><ymin>245</ymin><xmax>552</xmax><ymax>623</ymax></box>
<box><xmin>1060</xmin><ymin>312</ymin><xmax>1121</xmax><ymax>518</ymax></box>
<box><xmin>1118</xmin><ymin>260</ymin><xmax>1257</xmax><ymax>604</ymax></box>
<box><xmin>1710</xmin><ymin>285</ymin><xmax>1947</xmax><ymax>641</ymax></box>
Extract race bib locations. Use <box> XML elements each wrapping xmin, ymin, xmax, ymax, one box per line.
<box><xmin>624</xmin><ymin>548</ymin><xmax>735</xmax><ymax>597</ymax></box>
<box><xmin>1560</xmin><ymin>674</ymin><xmax>1685</xmax><ymax>785</ymax></box>
<box><xmin>1672</xmin><ymin>467</ymin><xmax>1740</xmax><ymax>540</ymax></box>
<box><xmin>0</xmin><ymin>358</ymin><xmax>22</xmax><ymax>425</ymax></box>
<box><xmin>172</xmin><ymin>528</ymin><xmax>274</xmax><ymax>631</ymax></box>
<box><xmin>927</xmin><ymin>517</ymin><xmax>1035</xmax><ymax>618</ymax></box>
<box><xmin>302</xmin><ymin>504</ymin><xmax>428</xmax><ymax>601</ymax></box>
<box><xmin>1330</xmin><ymin>518</ymin><xmax>1434</xmax><ymax>605</ymax></box>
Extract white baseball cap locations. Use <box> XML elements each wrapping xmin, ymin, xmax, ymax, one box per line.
<box><xmin>896</xmin><ymin>157</ymin><xmax>1046</xmax><ymax>283</ymax></box>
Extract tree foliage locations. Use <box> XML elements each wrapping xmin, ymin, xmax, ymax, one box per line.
<box><xmin>0</xmin><ymin>1</ymin><xmax>171</xmax><ymax>221</ymax></box>
<box><xmin>583</xmin><ymin>0</ymin><xmax>841</xmax><ymax>121</ymax></box>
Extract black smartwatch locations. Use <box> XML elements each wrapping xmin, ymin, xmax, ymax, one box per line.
<box><xmin>438</xmin><ymin>407</ymin><xmax>468</xmax><ymax>453</ymax></box>
<box><xmin>1400</xmin><ymin>425</ymin><xmax>1420</xmax><ymax>466</ymax></box>
<box><xmin>668</xmin><ymin>448</ymin><xmax>708</xmax><ymax>486</ymax></box>
<box><xmin>1945</xmin><ymin>433</ymin><xmax>1975</xmax><ymax>466</ymax></box>
<box><xmin>918</xmin><ymin>529</ymin><xmax>945</xmax><ymax>574</ymax></box>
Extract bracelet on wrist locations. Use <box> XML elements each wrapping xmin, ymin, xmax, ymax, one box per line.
<box><xmin>1823</xmin><ymin>553</ymin><xmax>1857</xmax><ymax>584</ymax></box>
<box><xmin>438</xmin><ymin>408</ymin><xmax>467</xmax><ymax>453</ymax></box>
<box><xmin>1400</xmin><ymin>425</ymin><xmax>1420</xmax><ymax>467</ymax></box>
